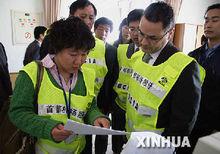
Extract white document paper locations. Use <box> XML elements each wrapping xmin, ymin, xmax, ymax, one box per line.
<box><xmin>64</xmin><ymin>119</ymin><xmax>129</xmax><ymax>144</ymax></box>
<box><xmin>64</xmin><ymin>119</ymin><xmax>129</xmax><ymax>135</ymax></box>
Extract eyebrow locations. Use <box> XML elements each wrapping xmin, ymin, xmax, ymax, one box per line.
<box><xmin>205</xmin><ymin>16</ymin><xmax>220</xmax><ymax>19</ymax></box>
<box><xmin>139</xmin><ymin>29</ymin><xmax>158</xmax><ymax>38</ymax></box>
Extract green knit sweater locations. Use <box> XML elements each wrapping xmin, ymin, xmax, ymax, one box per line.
<box><xmin>9</xmin><ymin>68</ymin><xmax>106</xmax><ymax>141</ymax></box>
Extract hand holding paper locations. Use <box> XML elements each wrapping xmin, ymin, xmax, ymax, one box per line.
<box><xmin>64</xmin><ymin>119</ymin><xmax>129</xmax><ymax>135</ymax></box>
<box><xmin>93</xmin><ymin>117</ymin><xmax>110</xmax><ymax>128</ymax></box>
<box><xmin>63</xmin><ymin>119</ymin><xmax>129</xmax><ymax>144</ymax></box>
<box><xmin>51</xmin><ymin>124</ymin><xmax>73</xmax><ymax>142</ymax></box>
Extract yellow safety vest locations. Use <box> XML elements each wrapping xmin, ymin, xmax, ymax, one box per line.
<box><xmin>22</xmin><ymin>62</ymin><xmax>95</xmax><ymax>154</ymax></box>
<box><xmin>126</xmin><ymin>52</ymin><xmax>203</xmax><ymax>135</ymax></box>
<box><xmin>114</xmin><ymin>44</ymin><xmax>143</xmax><ymax>110</ymax></box>
<box><xmin>82</xmin><ymin>37</ymin><xmax>107</xmax><ymax>96</ymax></box>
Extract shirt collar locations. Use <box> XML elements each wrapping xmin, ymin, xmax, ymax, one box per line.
<box><xmin>211</xmin><ymin>42</ymin><xmax>220</xmax><ymax>50</ymax></box>
<box><xmin>36</xmin><ymin>39</ymin><xmax>42</xmax><ymax>46</ymax></box>
<box><xmin>206</xmin><ymin>42</ymin><xmax>220</xmax><ymax>50</ymax></box>
<box><xmin>41</xmin><ymin>54</ymin><xmax>82</xmax><ymax>71</ymax></box>
<box><xmin>150</xmin><ymin>49</ymin><xmax>161</xmax><ymax>60</ymax></box>
<box><xmin>149</xmin><ymin>42</ymin><xmax>167</xmax><ymax>61</ymax></box>
<box><xmin>41</xmin><ymin>54</ymin><xmax>56</xmax><ymax>69</ymax></box>
<box><xmin>205</xmin><ymin>42</ymin><xmax>220</xmax><ymax>57</ymax></box>
<box><xmin>134</xmin><ymin>44</ymin><xmax>139</xmax><ymax>51</ymax></box>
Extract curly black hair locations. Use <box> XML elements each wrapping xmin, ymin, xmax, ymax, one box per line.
<box><xmin>47</xmin><ymin>17</ymin><xmax>95</xmax><ymax>54</ymax></box>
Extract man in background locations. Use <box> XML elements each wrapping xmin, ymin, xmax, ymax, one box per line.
<box><xmin>94</xmin><ymin>17</ymin><xmax>113</xmax><ymax>43</ymax></box>
<box><xmin>23</xmin><ymin>26</ymin><xmax>47</xmax><ymax>65</ymax></box>
<box><xmin>69</xmin><ymin>1</ymin><xmax>119</xmax><ymax>153</ymax></box>
<box><xmin>188</xmin><ymin>3</ymin><xmax>220</xmax><ymax>153</ymax></box>
<box><xmin>112</xmin><ymin>9</ymin><xmax>144</xmax><ymax>154</ymax></box>
<box><xmin>94</xmin><ymin>16</ymin><xmax>118</xmax><ymax>153</ymax></box>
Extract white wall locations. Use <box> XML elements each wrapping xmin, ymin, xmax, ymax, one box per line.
<box><xmin>2</xmin><ymin>0</ymin><xmax>220</xmax><ymax>72</ymax></box>
<box><xmin>177</xmin><ymin>0</ymin><xmax>220</xmax><ymax>25</ymax></box>
<box><xmin>177</xmin><ymin>0</ymin><xmax>219</xmax><ymax>53</ymax></box>
<box><xmin>59</xmin><ymin>0</ymin><xmax>152</xmax><ymax>43</ymax></box>
<box><xmin>0</xmin><ymin>0</ymin><xmax>43</xmax><ymax>72</ymax></box>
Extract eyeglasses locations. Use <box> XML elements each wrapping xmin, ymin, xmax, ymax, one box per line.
<box><xmin>138</xmin><ymin>29</ymin><xmax>170</xmax><ymax>43</ymax></box>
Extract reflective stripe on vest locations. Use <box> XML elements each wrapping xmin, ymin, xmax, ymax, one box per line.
<box><xmin>114</xmin><ymin>44</ymin><xmax>144</xmax><ymax>110</ymax></box>
<box><xmin>22</xmin><ymin>62</ymin><xmax>95</xmax><ymax>154</ymax></box>
<box><xmin>126</xmin><ymin>52</ymin><xmax>195</xmax><ymax>133</ymax></box>
<box><xmin>82</xmin><ymin>37</ymin><xmax>107</xmax><ymax>96</ymax></box>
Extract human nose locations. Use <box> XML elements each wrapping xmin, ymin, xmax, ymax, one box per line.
<box><xmin>100</xmin><ymin>30</ymin><xmax>106</xmax><ymax>37</ymax></box>
<box><xmin>204</xmin><ymin>19</ymin><xmax>212</xmax><ymax>28</ymax></box>
<box><xmin>74</xmin><ymin>55</ymin><xmax>84</xmax><ymax>66</ymax></box>
<box><xmin>133</xmin><ymin>29</ymin><xmax>139</xmax><ymax>35</ymax></box>
<box><xmin>139</xmin><ymin>35</ymin><xmax>150</xmax><ymax>46</ymax></box>
<box><xmin>84</xmin><ymin>18</ymin><xmax>93</xmax><ymax>29</ymax></box>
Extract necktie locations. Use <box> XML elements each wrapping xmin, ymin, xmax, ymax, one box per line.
<box><xmin>142</xmin><ymin>53</ymin><xmax>152</xmax><ymax>63</ymax></box>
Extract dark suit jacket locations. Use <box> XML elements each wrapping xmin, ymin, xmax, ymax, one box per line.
<box><xmin>151</xmin><ymin>42</ymin><xmax>201</xmax><ymax>137</ymax></box>
<box><xmin>0</xmin><ymin>42</ymin><xmax>12</xmax><ymax>110</ymax></box>
<box><xmin>126</xmin><ymin>43</ymin><xmax>137</xmax><ymax>58</ymax></box>
<box><xmin>189</xmin><ymin>44</ymin><xmax>220</xmax><ymax>131</ymax></box>
<box><xmin>97</xmin><ymin>43</ymin><xmax>119</xmax><ymax>114</ymax></box>
<box><xmin>23</xmin><ymin>40</ymin><xmax>40</xmax><ymax>66</ymax></box>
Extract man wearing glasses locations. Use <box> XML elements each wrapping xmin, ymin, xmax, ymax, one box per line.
<box><xmin>112</xmin><ymin>9</ymin><xmax>143</xmax><ymax>154</ymax></box>
<box><xmin>126</xmin><ymin>2</ymin><xmax>203</xmax><ymax>153</ymax></box>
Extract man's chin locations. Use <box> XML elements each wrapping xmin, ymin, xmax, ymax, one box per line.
<box><xmin>141</xmin><ymin>48</ymin><xmax>151</xmax><ymax>53</ymax></box>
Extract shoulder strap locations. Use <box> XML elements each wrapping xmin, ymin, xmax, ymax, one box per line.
<box><xmin>33</xmin><ymin>60</ymin><xmax>44</xmax><ymax>113</ymax></box>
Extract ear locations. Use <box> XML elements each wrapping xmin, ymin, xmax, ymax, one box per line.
<box><xmin>39</xmin><ymin>34</ymin><xmax>44</xmax><ymax>41</ymax></box>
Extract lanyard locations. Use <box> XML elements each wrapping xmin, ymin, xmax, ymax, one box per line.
<box><xmin>55</xmin><ymin>64</ymin><xmax>73</xmax><ymax>119</ymax></box>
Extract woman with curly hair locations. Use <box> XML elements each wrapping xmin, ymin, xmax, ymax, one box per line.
<box><xmin>9</xmin><ymin>17</ymin><xmax>110</xmax><ymax>154</ymax></box>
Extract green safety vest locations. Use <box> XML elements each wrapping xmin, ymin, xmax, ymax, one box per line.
<box><xmin>126</xmin><ymin>52</ymin><xmax>205</xmax><ymax>135</ymax></box>
<box><xmin>82</xmin><ymin>37</ymin><xmax>107</xmax><ymax>96</ymax></box>
<box><xmin>22</xmin><ymin>62</ymin><xmax>95</xmax><ymax>154</ymax></box>
<box><xmin>114</xmin><ymin>44</ymin><xmax>143</xmax><ymax>110</ymax></box>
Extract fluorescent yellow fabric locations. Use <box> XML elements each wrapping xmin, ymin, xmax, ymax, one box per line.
<box><xmin>199</xmin><ymin>65</ymin><xmax>206</xmax><ymax>85</ymax></box>
<box><xmin>126</xmin><ymin>52</ymin><xmax>194</xmax><ymax>134</ymax></box>
<box><xmin>114</xmin><ymin>44</ymin><xmax>143</xmax><ymax>110</ymax></box>
<box><xmin>22</xmin><ymin>62</ymin><xmax>95</xmax><ymax>154</ymax></box>
<box><xmin>82</xmin><ymin>37</ymin><xmax>107</xmax><ymax>96</ymax></box>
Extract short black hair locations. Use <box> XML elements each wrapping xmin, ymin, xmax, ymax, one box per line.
<box><xmin>144</xmin><ymin>1</ymin><xmax>174</xmax><ymax>31</ymax></box>
<box><xmin>47</xmin><ymin>17</ymin><xmax>95</xmax><ymax>54</ymax></box>
<box><xmin>34</xmin><ymin>26</ymin><xmax>47</xmax><ymax>39</ymax></box>
<box><xmin>69</xmin><ymin>0</ymin><xmax>97</xmax><ymax>16</ymax></box>
<box><xmin>205</xmin><ymin>3</ymin><xmax>220</xmax><ymax>14</ymax></box>
<box><xmin>127</xmin><ymin>9</ymin><xmax>144</xmax><ymax>25</ymax></box>
<box><xmin>94</xmin><ymin>17</ymin><xmax>113</xmax><ymax>32</ymax></box>
<box><xmin>119</xmin><ymin>18</ymin><xmax>128</xmax><ymax>31</ymax></box>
